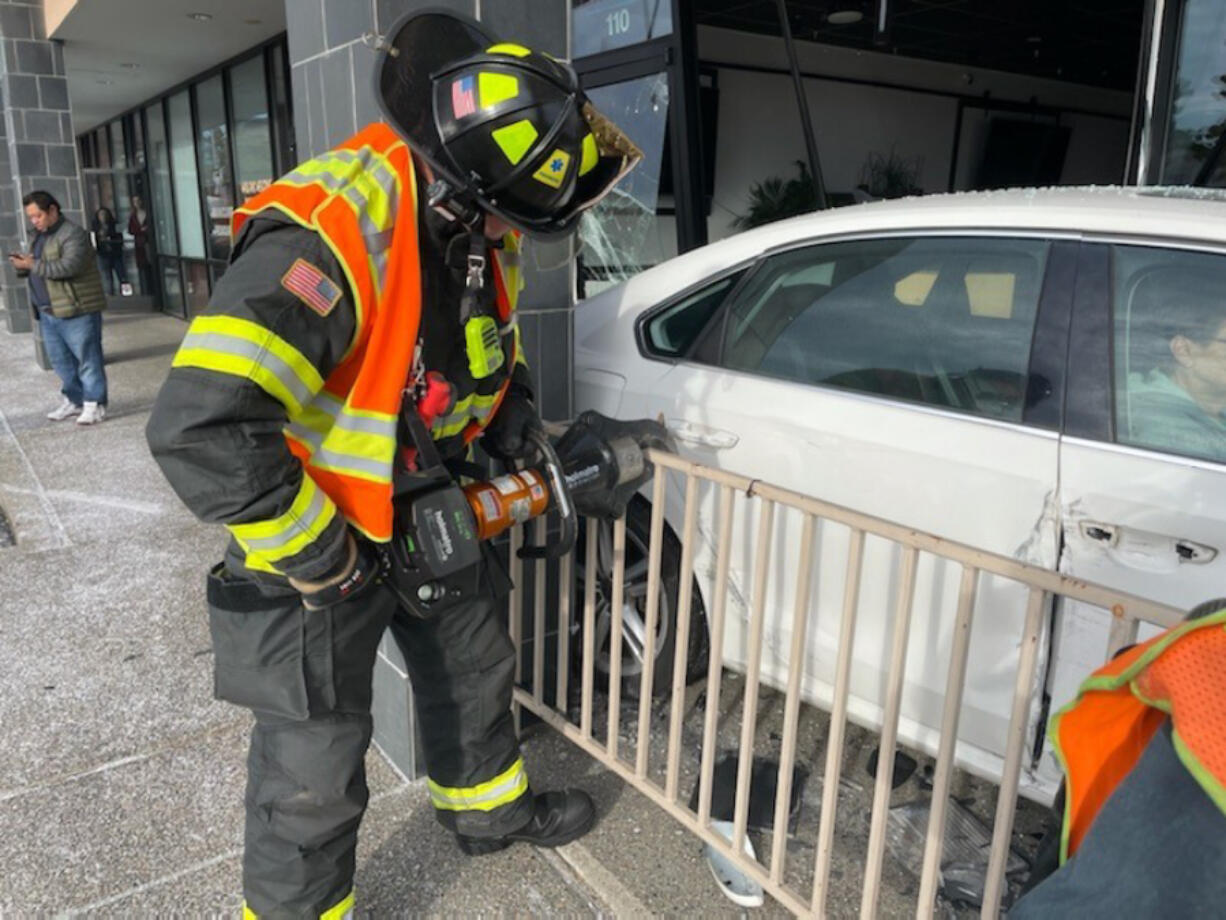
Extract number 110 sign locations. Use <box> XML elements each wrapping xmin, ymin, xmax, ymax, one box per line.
<box><xmin>573</xmin><ymin>0</ymin><xmax>665</xmax><ymax>58</ymax></box>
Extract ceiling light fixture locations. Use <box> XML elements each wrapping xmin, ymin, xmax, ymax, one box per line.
<box><xmin>827</xmin><ymin>10</ymin><xmax>864</xmax><ymax>25</ymax></box>
<box><xmin>119</xmin><ymin>62</ymin><xmax>140</xmax><ymax>69</ymax></box>
<box><xmin>96</xmin><ymin>78</ymin><xmax>114</xmax><ymax>85</ymax></box>
<box><xmin>187</xmin><ymin>12</ymin><xmax>213</xmax><ymax>22</ymax></box>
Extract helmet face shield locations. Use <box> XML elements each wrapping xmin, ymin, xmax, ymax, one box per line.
<box><xmin>374</xmin><ymin>10</ymin><xmax>640</xmax><ymax>240</ymax></box>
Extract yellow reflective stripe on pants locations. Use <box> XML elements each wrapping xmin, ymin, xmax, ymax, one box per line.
<box><xmin>428</xmin><ymin>756</ymin><xmax>529</xmax><ymax>812</ymax></box>
<box><xmin>227</xmin><ymin>474</ymin><xmax>338</xmax><ymax>569</ymax></box>
<box><xmin>173</xmin><ymin>315</ymin><xmax>324</xmax><ymax>416</ymax></box>
<box><xmin>286</xmin><ymin>393</ymin><xmax>397</xmax><ymax>484</ymax></box>
<box><xmin>242</xmin><ymin>890</ymin><xmax>354</xmax><ymax>919</ymax></box>
<box><xmin>432</xmin><ymin>392</ymin><xmax>500</xmax><ymax>440</ymax></box>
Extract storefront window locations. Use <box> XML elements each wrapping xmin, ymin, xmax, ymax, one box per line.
<box><xmin>110</xmin><ymin>120</ymin><xmax>127</xmax><ymax>169</ymax></box>
<box><xmin>130</xmin><ymin>112</ymin><xmax>145</xmax><ymax>168</ymax></box>
<box><xmin>230</xmin><ymin>55</ymin><xmax>275</xmax><ymax>201</ymax></box>
<box><xmin>578</xmin><ymin>73</ymin><xmax>672</xmax><ymax>296</ymax></box>
<box><xmin>196</xmin><ymin>75</ymin><xmax>234</xmax><ymax>261</ymax></box>
<box><xmin>1161</xmin><ymin>0</ymin><xmax>1226</xmax><ymax>186</ymax></box>
<box><xmin>145</xmin><ymin>101</ymin><xmax>177</xmax><ymax>257</ymax></box>
<box><xmin>168</xmin><ymin>89</ymin><xmax>206</xmax><ymax>259</ymax></box>
<box><xmin>572</xmin><ymin>0</ymin><xmax>673</xmax><ymax>58</ymax></box>
<box><xmin>95</xmin><ymin>127</ymin><xmax>110</xmax><ymax>169</ymax></box>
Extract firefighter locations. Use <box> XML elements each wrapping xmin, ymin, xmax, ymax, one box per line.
<box><xmin>145</xmin><ymin>10</ymin><xmax>639</xmax><ymax>917</ymax></box>
<box><xmin>1011</xmin><ymin>600</ymin><xmax>1226</xmax><ymax>917</ymax></box>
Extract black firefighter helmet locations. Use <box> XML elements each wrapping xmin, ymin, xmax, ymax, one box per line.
<box><xmin>374</xmin><ymin>8</ymin><xmax>641</xmax><ymax>239</ymax></box>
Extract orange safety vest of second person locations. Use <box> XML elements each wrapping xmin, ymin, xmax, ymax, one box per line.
<box><xmin>1049</xmin><ymin>607</ymin><xmax>1226</xmax><ymax>862</ymax></box>
<box><xmin>227</xmin><ymin>122</ymin><xmax>520</xmax><ymax>556</ymax></box>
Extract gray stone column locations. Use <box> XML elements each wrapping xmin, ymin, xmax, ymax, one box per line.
<box><xmin>0</xmin><ymin>0</ymin><xmax>83</xmax><ymax>341</ymax></box>
<box><xmin>284</xmin><ymin>0</ymin><xmax>573</xmax><ymax>779</ymax></box>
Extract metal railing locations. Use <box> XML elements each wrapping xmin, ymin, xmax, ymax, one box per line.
<box><xmin>506</xmin><ymin>447</ymin><xmax>1184</xmax><ymax>918</ymax></box>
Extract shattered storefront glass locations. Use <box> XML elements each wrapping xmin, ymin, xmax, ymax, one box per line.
<box><xmin>579</xmin><ymin>73</ymin><xmax>671</xmax><ymax>297</ymax></box>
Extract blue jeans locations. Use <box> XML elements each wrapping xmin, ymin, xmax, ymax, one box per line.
<box><xmin>39</xmin><ymin>310</ymin><xmax>108</xmax><ymax>406</ymax></box>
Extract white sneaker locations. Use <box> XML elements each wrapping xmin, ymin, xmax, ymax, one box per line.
<box><xmin>47</xmin><ymin>397</ymin><xmax>81</xmax><ymax>421</ymax></box>
<box><xmin>76</xmin><ymin>402</ymin><xmax>106</xmax><ymax>425</ymax></box>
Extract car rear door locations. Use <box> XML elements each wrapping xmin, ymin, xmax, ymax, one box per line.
<box><xmin>634</xmin><ymin>232</ymin><xmax>1074</xmax><ymax>785</ymax></box>
<box><xmin>1052</xmin><ymin>240</ymin><xmax>1226</xmax><ymax>751</ymax></box>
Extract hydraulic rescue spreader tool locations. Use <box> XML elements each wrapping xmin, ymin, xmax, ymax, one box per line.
<box><xmin>383</xmin><ymin>410</ymin><xmax>674</xmax><ymax>611</ymax></box>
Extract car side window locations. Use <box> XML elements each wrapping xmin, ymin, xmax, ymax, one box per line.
<box><xmin>718</xmin><ymin>237</ymin><xmax>1050</xmax><ymax>422</ymax></box>
<box><xmin>1112</xmin><ymin>245</ymin><xmax>1226</xmax><ymax>464</ymax></box>
<box><xmin>642</xmin><ymin>272</ymin><xmax>743</xmax><ymax>358</ymax></box>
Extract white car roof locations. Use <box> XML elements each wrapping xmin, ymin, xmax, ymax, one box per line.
<box><xmin>603</xmin><ymin>186</ymin><xmax>1226</xmax><ymax>308</ymax></box>
<box><xmin>733</xmin><ymin>185</ymin><xmax>1226</xmax><ymax>246</ymax></box>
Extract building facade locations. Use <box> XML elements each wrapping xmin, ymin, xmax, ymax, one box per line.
<box><xmin>0</xmin><ymin>0</ymin><xmax>1222</xmax><ymax>776</ymax></box>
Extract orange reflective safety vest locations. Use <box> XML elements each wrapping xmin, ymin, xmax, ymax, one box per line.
<box><xmin>1049</xmin><ymin>608</ymin><xmax>1226</xmax><ymax>863</ymax></box>
<box><xmin>231</xmin><ymin>122</ymin><xmax>520</xmax><ymax>544</ymax></box>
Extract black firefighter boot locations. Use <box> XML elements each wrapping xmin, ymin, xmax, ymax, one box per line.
<box><xmin>456</xmin><ymin>789</ymin><xmax>596</xmax><ymax>855</ymax></box>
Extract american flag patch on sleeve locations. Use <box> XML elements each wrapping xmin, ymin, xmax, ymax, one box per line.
<box><xmin>281</xmin><ymin>258</ymin><xmax>343</xmax><ymax>317</ymax></box>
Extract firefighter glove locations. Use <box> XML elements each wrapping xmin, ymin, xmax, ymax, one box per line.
<box><xmin>482</xmin><ymin>383</ymin><xmax>541</xmax><ymax>462</ymax></box>
<box><xmin>289</xmin><ymin>532</ymin><xmax>383</xmax><ymax>610</ymax></box>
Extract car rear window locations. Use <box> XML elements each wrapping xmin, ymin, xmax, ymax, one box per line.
<box><xmin>716</xmin><ymin>236</ymin><xmax>1050</xmax><ymax>422</ymax></box>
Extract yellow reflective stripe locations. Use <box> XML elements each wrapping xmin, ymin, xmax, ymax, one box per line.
<box><xmin>492</xmin><ymin>119</ymin><xmax>539</xmax><ymax>165</ymax></box>
<box><xmin>433</xmin><ymin>392</ymin><xmax>499</xmax><ymax>439</ymax></box>
<box><xmin>242</xmin><ymin>892</ymin><xmax>353</xmax><ymax>920</ymax></box>
<box><xmin>514</xmin><ymin>324</ymin><xmax>527</xmax><ymax>368</ymax></box>
<box><xmin>283</xmin><ymin>144</ymin><xmax>405</xmax><ymax>310</ymax></box>
<box><xmin>428</xmin><ymin>757</ymin><xmax>529</xmax><ymax>812</ymax></box>
<box><xmin>479</xmin><ymin>72</ymin><xmax>519</xmax><ymax>108</ymax></box>
<box><xmin>321</xmin><ymin>890</ymin><xmax>355</xmax><ymax>920</ymax></box>
<box><xmin>579</xmin><ymin>132</ymin><xmax>599</xmax><ymax>176</ymax></box>
<box><xmin>242</xmin><ymin>553</ymin><xmax>280</xmax><ymax>574</ymax></box>
<box><xmin>487</xmin><ymin>42</ymin><xmax>532</xmax><ymax>57</ymax></box>
<box><xmin>227</xmin><ymin>475</ymin><xmax>338</xmax><ymax>567</ymax></box>
<box><xmin>173</xmin><ymin>316</ymin><xmax>323</xmax><ymax>416</ymax></box>
<box><xmin>287</xmin><ymin>395</ymin><xmax>397</xmax><ymax>484</ymax></box>
<box><xmin>497</xmin><ymin>235</ymin><xmax>523</xmax><ymax>312</ymax></box>
<box><xmin>290</xmin><ymin>153</ymin><xmax>397</xmax><ymax>232</ymax></box>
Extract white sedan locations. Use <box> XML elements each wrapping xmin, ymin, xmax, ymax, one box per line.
<box><xmin>574</xmin><ymin>186</ymin><xmax>1226</xmax><ymax>796</ymax></box>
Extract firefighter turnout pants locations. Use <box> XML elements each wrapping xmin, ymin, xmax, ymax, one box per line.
<box><xmin>206</xmin><ymin>543</ymin><xmax>532</xmax><ymax>917</ymax></box>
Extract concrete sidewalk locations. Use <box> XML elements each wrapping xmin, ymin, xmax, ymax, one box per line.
<box><xmin>0</xmin><ymin>306</ymin><xmax>763</xmax><ymax>917</ymax></box>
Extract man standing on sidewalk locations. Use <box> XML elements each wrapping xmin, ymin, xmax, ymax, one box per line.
<box><xmin>9</xmin><ymin>190</ymin><xmax>109</xmax><ymax>426</ymax></box>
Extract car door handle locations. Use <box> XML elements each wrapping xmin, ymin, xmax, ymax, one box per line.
<box><xmin>1079</xmin><ymin>522</ymin><xmax>1118</xmax><ymax>544</ymax></box>
<box><xmin>1175</xmin><ymin>538</ymin><xmax>1218</xmax><ymax>564</ymax></box>
<box><xmin>669</xmin><ymin>420</ymin><xmax>739</xmax><ymax>450</ymax></box>
<box><xmin>1079</xmin><ymin>521</ymin><xmax>1218</xmax><ymax>566</ymax></box>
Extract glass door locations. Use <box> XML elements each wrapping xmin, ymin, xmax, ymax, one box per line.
<box><xmin>571</xmin><ymin>0</ymin><xmax>708</xmax><ymax>297</ymax></box>
<box><xmin>81</xmin><ymin>166</ymin><xmax>154</xmax><ymax>300</ymax></box>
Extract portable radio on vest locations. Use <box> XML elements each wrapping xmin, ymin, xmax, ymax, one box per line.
<box><xmin>460</xmin><ymin>231</ymin><xmax>506</xmax><ymax>380</ymax></box>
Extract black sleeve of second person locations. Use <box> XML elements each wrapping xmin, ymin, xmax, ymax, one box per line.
<box><xmin>146</xmin><ymin>218</ymin><xmax>359</xmax><ymax>582</ymax></box>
